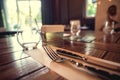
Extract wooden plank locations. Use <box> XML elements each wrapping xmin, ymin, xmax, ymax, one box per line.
<box><xmin>116</xmin><ymin>37</ymin><xmax>120</xmax><ymax>43</ymax></box>
<box><xmin>93</xmin><ymin>42</ymin><xmax>120</xmax><ymax>53</ymax></box>
<box><xmin>95</xmin><ymin>34</ymin><xmax>120</xmax><ymax>43</ymax></box>
<box><xmin>0</xmin><ymin>36</ymin><xmax>66</xmax><ymax>80</ymax></box>
<box><xmin>0</xmin><ymin>51</ymin><xmax>29</xmax><ymax>66</ymax></box>
<box><xmin>103</xmin><ymin>52</ymin><xmax>120</xmax><ymax>63</ymax></box>
<box><xmin>0</xmin><ymin>37</ymin><xmax>15</xmax><ymax>43</ymax></box>
<box><xmin>84</xmin><ymin>48</ymin><xmax>107</xmax><ymax>58</ymax></box>
<box><xmin>50</xmin><ymin>38</ymin><xmax>120</xmax><ymax>53</ymax></box>
<box><xmin>0</xmin><ymin>47</ymin><xmax>22</xmax><ymax>55</ymax></box>
<box><xmin>0</xmin><ymin>36</ymin><xmax>22</xmax><ymax>50</ymax></box>
<box><xmin>0</xmin><ymin>57</ymin><xmax>45</xmax><ymax>80</ymax></box>
<box><xmin>0</xmin><ymin>37</ymin><xmax>8</xmax><ymax>43</ymax></box>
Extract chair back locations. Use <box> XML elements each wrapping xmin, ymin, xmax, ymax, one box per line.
<box><xmin>40</xmin><ymin>25</ymin><xmax>65</xmax><ymax>45</ymax></box>
<box><xmin>41</xmin><ymin>25</ymin><xmax>65</xmax><ymax>33</ymax></box>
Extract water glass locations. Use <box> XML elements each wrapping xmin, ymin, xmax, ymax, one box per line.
<box><xmin>17</xmin><ymin>26</ymin><xmax>40</xmax><ymax>50</ymax></box>
<box><xmin>70</xmin><ymin>20</ymin><xmax>81</xmax><ymax>36</ymax></box>
<box><xmin>103</xmin><ymin>21</ymin><xmax>115</xmax><ymax>34</ymax></box>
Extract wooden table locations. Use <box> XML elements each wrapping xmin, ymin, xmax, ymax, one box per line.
<box><xmin>25</xmin><ymin>30</ymin><xmax>120</xmax><ymax>80</ymax></box>
<box><xmin>0</xmin><ymin>35</ymin><xmax>66</xmax><ymax>80</ymax></box>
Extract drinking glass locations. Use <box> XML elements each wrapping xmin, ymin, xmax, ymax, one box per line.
<box><xmin>16</xmin><ymin>24</ymin><xmax>41</xmax><ymax>50</ymax></box>
<box><xmin>103</xmin><ymin>21</ymin><xmax>115</xmax><ymax>34</ymax></box>
<box><xmin>70</xmin><ymin>20</ymin><xmax>81</xmax><ymax>40</ymax></box>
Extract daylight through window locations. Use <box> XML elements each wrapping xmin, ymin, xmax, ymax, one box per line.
<box><xmin>86</xmin><ymin>0</ymin><xmax>97</xmax><ymax>18</ymax></box>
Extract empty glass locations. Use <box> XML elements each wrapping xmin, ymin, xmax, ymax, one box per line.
<box><xmin>16</xmin><ymin>25</ymin><xmax>41</xmax><ymax>50</ymax></box>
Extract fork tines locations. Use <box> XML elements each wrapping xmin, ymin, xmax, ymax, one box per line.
<box><xmin>43</xmin><ymin>45</ymin><xmax>60</xmax><ymax>61</ymax></box>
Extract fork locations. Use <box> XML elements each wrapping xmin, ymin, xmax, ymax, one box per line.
<box><xmin>42</xmin><ymin>44</ymin><xmax>84</xmax><ymax>67</ymax></box>
<box><xmin>42</xmin><ymin>45</ymin><xmax>65</xmax><ymax>62</ymax></box>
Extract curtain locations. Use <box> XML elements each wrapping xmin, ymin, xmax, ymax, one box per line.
<box><xmin>0</xmin><ymin>0</ymin><xmax>4</xmax><ymax>27</ymax></box>
<box><xmin>41</xmin><ymin>0</ymin><xmax>55</xmax><ymax>24</ymax></box>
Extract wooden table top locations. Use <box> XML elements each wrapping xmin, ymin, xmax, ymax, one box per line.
<box><xmin>44</xmin><ymin>30</ymin><xmax>120</xmax><ymax>62</ymax></box>
<box><xmin>0</xmin><ymin>36</ymin><xmax>66</xmax><ymax>80</ymax></box>
<box><xmin>25</xmin><ymin>30</ymin><xmax>120</xmax><ymax>80</ymax></box>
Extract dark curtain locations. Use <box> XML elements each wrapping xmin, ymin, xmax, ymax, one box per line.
<box><xmin>41</xmin><ymin>0</ymin><xmax>55</xmax><ymax>24</ymax></box>
<box><xmin>0</xmin><ymin>0</ymin><xmax>4</xmax><ymax>27</ymax></box>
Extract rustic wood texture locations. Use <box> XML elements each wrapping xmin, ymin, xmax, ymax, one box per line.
<box><xmin>1</xmin><ymin>29</ymin><xmax>120</xmax><ymax>80</ymax></box>
<box><xmin>25</xmin><ymin>30</ymin><xmax>120</xmax><ymax>80</ymax></box>
<box><xmin>0</xmin><ymin>36</ymin><xmax>66</xmax><ymax>80</ymax></box>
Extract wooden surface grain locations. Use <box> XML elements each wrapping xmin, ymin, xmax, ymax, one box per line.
<box><xmin>1</xmin><ymin>29</ymin><xmax>120</xmax><ymax>80</ymax></box>
<box><xmin>0</xmin><ymin>36</ymin><xmax>66</xmax><ymax>80</ymax></box>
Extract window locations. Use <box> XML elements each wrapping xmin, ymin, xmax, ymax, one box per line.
<box><xmin>86</xmin><ymin>0</ymin><xmax>97</xmax><ymax>18</ymax></box>
<box><xmin>3</xmin><ymin>0</ymin><xmax>42</xmax><ymax>30</ymax></box>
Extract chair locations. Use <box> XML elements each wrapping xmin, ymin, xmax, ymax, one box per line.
<box><xmin>41</xmin><ymin>25</ymin><xmax>65</xmax><ymax>33</ymax></box>
<box><xmin>40</xmin><ymin>25</ymin><xmax>65</xmax><ymax>44</ymax></box>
